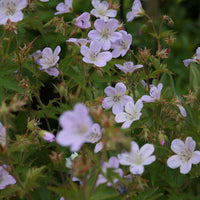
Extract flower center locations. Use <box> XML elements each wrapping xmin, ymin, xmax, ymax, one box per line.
<box><xmin>132</xmin><ymin>154</ymin><xmax>143</xmax><ymax>165</ymax></box>
<box><xmin>101</xmin><ymin>28</ymin><xmax>110</xmax><ymax>39</ymax></box>
<box><xmin>90</xmin><ymin>51</ymin><xmax>99</xmax><ymax>61</ymax></box>
<box><xmin>6</xmin><ymin>2</ymin><xmax>16</xmax><ymax>16</ymax></box>
<box><xmin>97</xmin><ymin>7</ymin><xmax>107</xmax><ymax>16</ymax></box>
<box><xmin>113</xmin><ymin>95</ymin><xmax>121</xmax><ymax>102</ymax></box>
<box><xmin>76</xmin><ymin>123</ymin><xmax>89</xmax><ymax>134</ymax></box>
<box><xmin>180</xmin><ymin>149</ymin><xmax>193</xmax><ymax>163</ymax></box>
<box><xmin>124</xmin><ymin>62</ymin><xmax>132</xmax><ymax>69</ymax></box>
<box><xmin>119</xmin><ymin>40</ymin><xmax>127</xmax><ymax>49</ymax></box>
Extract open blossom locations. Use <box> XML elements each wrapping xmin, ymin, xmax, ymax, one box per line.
<box><xmin>102</xmin><ymin>82</ymin><xmax>133</xmax><ymax>115</ymax></box>
<box><xmin>167</xmin><ymin>137</ymin><xmax>200</xmax><ymax>174</ymax></box>
<box><xmin>91</xmin><ymin>0</ymin><xmax>117</xmax><ymax>21</ymax></box>
<box><xmin>126</xmin><ymin>0</ymin><xmax>144</xmax><ymax>22</ymax></box>
<box><xmin>118</xmin><ymin>141</ymin><xmax>156</xmax><ymax>175</ymax></box>
<box><xmin>56</xmin><ymin>103</ymin><xmax>94</xmax><ymax>152</ymax></box>
<box><xmin>54</xmin><ymin>0</ymin><xmax>73</xmax><ymax>15</ymax></box>
<box><xmin>96</xmin><ymin>157</ymin><xmax>123</xmax><ymax>187</ymax></box>
<box><xmin>88</xmin><ymin>19</ymin><xmax>122</xmax><ymax>50</ymax></box>
<box><xmin>0</xmin><ymin>0</ymin><xmax>28</xmax><ymax>25</ymax></box>
<box><xmin>0</xmin><ymin>123</ymin><xmax>6</xmax><ymax>147</ymax></box>
<box><xmin>115</xmin><ymin>100</ymin><xmax>143</xmax><ymax>129</ymax></box>
<box><xmin>75</xmin><ymin>12</ymin><xmax>91</xmax><ymax>29</ymax></box>
<box><xmin>111</xmin><ymin>30</ymin><xmax>132</xmax><ymax>58</ymax></box>
<box><xmin>66</xmin><ymin>38</ymin><xmax>89</xmax><ymax>47</ymax></box>
<box><xmin>141</xmin><ymin>83</ymin><xmax>163</xmax><ymax>103</ymax></box>
<box><xmin>80</xmin><ymin>40</ymin><xmax>112</xmax><ymax>67</ymax></box>
<box><xmin>115</xmin><ymin>61</ymin><xmax>143</xmax><ymax>74</ymax></box>
<box><xmin>37</xmin><ymin>46</ymin><xmax>61</xmax><ymax>77</ymax></box>
<box><xmin>183</xmin><ymin>47</ymin><xmax>200</xmax><ymax>67</ymax></box>
<box><xmin>0</xmin><ymin>165</ymin><xmax>16</xmax><ymax>190</ymax></box>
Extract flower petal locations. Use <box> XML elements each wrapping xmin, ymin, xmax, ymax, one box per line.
<box><xmin>130</xmin><ymin>164</ymin><xmax>144</xmax><ymax>175</ymax></box>
<box><xmin>112</xmin><ymin>103</ymin><xmax>124</xmax><ymax>115</ymax></box>
<box><xmin>143</xmin><ymin>155</ymin><xmax>156</xmax><ymax>165</ymax></box>
<box><xmin>118</xmin><ymin>152</ymin><xmax>132</xmax><ymax>166</ymax></box>
<box><xmin>171</xmin><ymin>139</ymin><xmax>185</xmax><ymax>154</ymax></box>
<box><xmin>102</xmin><ymin>97</ymin><xmax>113</xmax><ymax>109</ymax></box>
<box><xmin>115</xmin><ymin>82</ymin><xmax>126</xmax><ymax>95</ymax></box>
<box><xmin>167</xmin><ymin>155</ymin><xmax>181</xmax><ymax>169</ymax></box>
<box><xmin>185</xmin><ymin>137</ymin><xmax>196</xmax><ymax>152</ymax></box>
<box><xmin>191</xmin><ymin>151</ymin><xmax>200</xmax><ymax>164</ymax></box>
<box><xmin>180</xmin><ymin>162</ymin><xmax>192</xmax><ymax>174</ymax></box>
<box><xmin>140</xmin><ymin>144</ymin><xmax>155</xmax><ymax>159</ymax></box>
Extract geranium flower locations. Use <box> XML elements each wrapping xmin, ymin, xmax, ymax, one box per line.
<box><xmin>88</xmin><ymin>19</ymin><xmax>122</xmax><ymax>50</ymax></box>
<box><xmin>126</xmin><ymin>0</ymin><xmax>145</xmax><ymax>22</ymax></box>
<box><xmin>167</xmin><ymin>137</ymin><xmax>200</xmax><ymax>174</ymax></box>
<box><xmin>118</xmin><ymin>141</ymin><xmax>156</xmax><ymax>175</ymax></box>
<box><xmin>75</xmin><ymin>12</ymin><xmax>91</xmax><ymax>29</ymax></box>
<box><xmin>39</xmin><ymin>130</ymin><xmax>55</xmax><ymax>142</ymax></box>
<box><xmin>0</xmin><ymin>165</ymin><xmax>16</xmax><ymax>190</ymax></box>
<box><xmin>96</xmin><ymin>157</ymin><xmax>123</xmax><ymax>187</ymax></box>
<box><xmin>80</xmin><ymin>40</ymin><xmax>112</xmax><ymax>67</ymax></box>
<box><xmin>115</xmin><ymin>61</ymin><xmax>143</xmax><ymax>74</ymax></box>
<box><xmin>141</xmin><ymin>83</ymin><xmax>163</xmax><ymax>103</ymax></box>
<box><xmin>0</xmin><ymin>0</ymin><xmax>28</xmax><ymax>25</ymax></box>
<box><xmin>102</xmin><ymin>82</ymin><xmax>133</xmax><ymax>115</ymax></box>
<box><xmin>91</xmin><ymin>0</ymin><xmax>117</xmax><ymax>21</ymax></box>
<box><xmin>115</xmin><ymin>99</ymin><xmax>143</xmax><ymax>129</ymax></box>
<box><xmin>183</xmin><ymin>47</ymin><xmax>200</xmax><ymax>67</ymax></box>
<box><xmin>54</xmin><ymin>0</ymin><xmax>73</xmax><ymax>15</ymax></box>
<box><xmin>37</xmin><ymin>46</ymin><xmax>61</xmax><ymax>76</ymax></box>
<box><xmin>0</xmin><ymin>123</ymin><xmax>6</xmax><ymax>147</ymax></box>
<box><xmin>111</xmin><ymin>30</ymin><xmax>132</xmax><ymax>58</ymax></box>
<box><xmin>66</xmin><ymin>38</ymin><xmax>89</xmax><ymax>47</ymax></box>
<box><xmin>56</xmin><ymin>103</ymin><xmax>94</xmax><ymax>152</ymax></box>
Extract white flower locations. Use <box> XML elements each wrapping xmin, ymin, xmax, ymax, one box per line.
<box><xmin>115</xmin><ymin>61</ymin><xmax>143</xmax><ymax>74</ymax></box>
<box><xmin>126</xmin><ymin>0</ymin><xmax>144</xmax><ymax>22</ymax></box>
<box><xmin>141</xmin><ymin>83</ymin><xmax>163</xmax><ymax>103</ymax></box>
<box><xmin>115</xmin><ymin>100</ymin><xmax>143</xmax><ymax>129</ymax></box>
<box><xmin>118</xmin><ymin>141</ymin><xmax>156</xmax><ymax>175</ymax></box>
<box><xmin>183</xmin><ymin>47</ymin><xmax>200</xmax><ymax>67</ymax></box>
<box><xmin>0</xmin><ymin>123</ymin><xmax>6</xmax><ymax>147</ymax></box>
<box><xmin>167</xmin><ymin>137</ymin><xmax>200</xmax><ymax>174</ymax></box>
<box><xmin>0</xmin><ymin>0</ymin><xmax>28</xmax><ymax>25</ymax></box>
<box><xmin>66</xmin><ymin>38</ymin><xmax>89</xmax><ymax>47</ymax></box>
<box><xmin>91</xmin><ymin>0</ymin><xmax>117</xmax><ymax>21</ymax></box>
<box><xmin>54</xmin><ymin>0</ymin><xmax>73</xmax><ymax>15</ymax></box>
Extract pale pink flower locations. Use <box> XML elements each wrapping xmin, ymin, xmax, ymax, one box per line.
<box><xmin>0</xmin><ymin>0</ymin><xmax>28</xmax><ymax>25</ymax></box>
<box><xmin>0</xmin><ymin>123</ymin><xmax>6</xmax><ymax>147</ymax></box>
<box><xmin>141</xmin><ymin>83</ymin><xmax>163</xmax><ymax>103</ymax></box>
<box><xmin>88</xmin><ymin>19</ymin><xmax>122</xmax><ymax>50</ymax></box>
<box><xmin>80</xmin><ymin>40</ymin><xmax>112</xmax><ymax>67</ymax></box>
<box><xmin>55</xmin><ymin>0</ymin><xmax>73</xmax><ymax>15</ymax></box>
<box><xmin>75</xmin><ymin>12</ymin><xmax>91</xmax><ymax>29</ymax></box>
<box><xmin>118</xmin><ymin>141</ymin><xmax>156</xmax><ymax>175</ymax></box>
<box><xmin>39</xmin><ymin>131</ymin><xmax>55</xmax><ymax>142</ymax></box>
<box><xmin>167</xmin><ymin>137</ymin><xmax>200</xmax><ymax>174</ymax></box>
<box><xmin>91</xmin><ymin>0</ymin><xmax>117</xmax><ymax>21</ymax></box>
<box><xmin>0</xmin><ymin>165</ymin><xmax>16</xmax><ymax>190</ymax></box>
<box><xmin>66</xmin><ymin>38</ymin><xmax>89</xmax><ymax>47</ymax></box>
<box><xmin>56</xmin><ymin>103</ymin><xmax>94</xmax><ymax>152</ymax></box>
<box><xmin>183</xmin><ymin>47</ymin><xmax>200</xmax><ymax>67</ymax></box>
<box><xmin>102</xmin><ymin>82</ymin><xmax>133</xmax><ymax>115</ymax></box>
<box><xmin>115</xmin><ymin>100</ymin><xmax>143</xmax><ymax>129</ymax></box>
<box><xmin>111</xmin><ymin>30</ymin><xmax>132</xmax><ymax>58</ymax></box>
<box><xmin>126</xmin><ymin>0</ymin><xmax>144</xmax><ymax>22</ymax></box>
<box><xmin>115</xmin><ymin>61</ymin><xmax>143</xmax><ymax>74</ymax></box>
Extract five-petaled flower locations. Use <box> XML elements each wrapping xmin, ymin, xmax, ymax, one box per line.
<box><xmin>115</xmin><ymin>61</ymin><xmax>143</xmax><ymax>74</ymax></box>
<box><xmin>0</xmin><ymin>165</ymin><xmax>16</xmax><ymax>190</ymax></box>
<box><xmin>118</xmin><ymin>141</ymin><xmax>156</xmax><ymax>175</ymax></box>
<box><xmin>88</xmin><ymin>19</ymin><xmax>122</xmax><ymax>50</ymax></box>
<box><xmin>102</xmin><ymin>82</ymin><xmax>133</xmax><ymax>115</ymax></box>
<box><xmin>183</xmin><ymin>47</ymin><xmax>200</xmax><ymax>67</ymax></box>
<box><xmin>126</xmin><ymin>0</ymin><xmax>145</xmax><ymax>22</ymax></box>
<box><xmin>141</xmin><ymin>83</ymin><xmax>163</xmax><ymax>103</ymax></box>
<box><xmin>115</xmin><ymin>99</ymin><xmax>143</xmax><ymax>129</ymax></box>
<box><xmin>80</xmin><ymin>40</ymin><xmax>112</xmax><ymax>67</ymax></box>
<box><xmin>111</xmin><ymin>30</ymin><xmax>132</xmax><ymax>58</ymax></box>
<box><xmin>0</xmin><ymin>0</ymin><xmax>28</xmax><ymax>25</ymax></box>
<box><xmin>66</xmin><ymin>38</ymin><xmax>89</xmax><ymax>47</ymax></box>
<box><xmin>54</xmin><ymin>0</ymin><xmax>73</xmax><ymax>15</ymax></box>
<box><xmin>167</xmin><ymin>137</ymin><xmax>200</xmax><ymax>174</ymax></box>
<box><xmin>91</xmin><ymin>0</ymin><xmax>117</xmax><ymax>21</ymax></box>
<box><xmin>37</xmin><ymin>46</ymin><xmax>61</xmax><ymax>77</ymax></box>
<box><xmin>75</xmin><ymin>12</ymin><xmax>91</xmax><ymax>29</ymax></box>
<box><xmin>56</xmin><ymin>103</ymin><xmax>94</xmax><ymax>152</ymax></box>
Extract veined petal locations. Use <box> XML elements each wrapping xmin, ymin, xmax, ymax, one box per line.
<box><xmin>98</xmin><ymin>52</ymin><xmax>112</xmax><ymax>62</ymax></box>
<box><xmin>115</xmin><ymin>112</ymin><xmax>128</xmax><ymax>123</ymax></box>
<box><xmin>106</xmin><ymin>9</ymin><xmax>117</xmax><ymax>17</ymax></box>
<box><xmin>171</xmin><ymin>139</ymin><xmax>185</xmax><ymax>154</ymax></box>
<box><xmin>127</xmin><ymin>11</ymin><xmax>135</xmax><ymax>22</ymax></box>
<box><xmin>180</xmin><ymin>162</ymin><xmax>192</xmax><ymax>174</ymax></box>
<box><xmin>118</xmin><ymin>152</ymin><xmax>132</xmax><ymax>165</ymax></box>
<box><xmin>185</xmin><ymin>137</ymin><xmax>196</xmax><ymax>152</ymax></box>
<box><xmin>94</xmin><ymin>142</ymin><xmax>103</xmax><ymax>153</ymax></box>
<box><xmin>167</xmin><ymin>155</ymin><xmax>181</xmax><ymax>169</ymax></box>
<box><xmin>112</xmin><ymin>103</ymin><xmax>124</xmax><ymax>115</ymax></box>
<box><xmin>143</xmin><ymin>155</ymin><xmax>156</xmax><ymax>165</ymax></box>
<box><xmin>10</xmin><ymin>11</ymin><xmax>23</xmax><ymax>22</ymax></box>
<box><xmin>141</xmin><ymin>95</ymin><xmax>155</xmax><ymax>103</ymax></box>
<box><xmin>135</xmin><ymin>99</ymin><xmax>143</xmax><ymax>112</ymax></box>
<box><xmin>42</xmin><ymin>47</ymin><xmax>53</xmax><ymax>58</ymax></box>
<box><xmin>108</xmin><ymin>157</ymin><xmax>119</xmax><ymax>168</ymax></box>
<box><xmin>104</xmin><ymin>86</ymin><xmax>115</xmax><ymax>96</ymax></box>
<box><xmin>102</xmin><ymin>97</ymin><xmax>113</xmax><ymax>109</ymax></box>
<box><xmin>90</xmin><ymin>40</ymin><xmax>102</xmax><ymax>53</ymax></box>
<box><xmin>191</xmin><ymin>151</ymin><xmax>200</xmax><ymax>164</ymax></box>
<box><xmin>107</xmin><ymin>19</ymin><xmax>119</xmax><ymax>32</ymax></box>
<box><xmin>88</xmin><ymin>30</ymin><xmax>101</xmax><ymax>40</ymax></box>
<box><xmin>115</xmin><ymin>82</ymin><xmax>126</xmax><ymax>95</ymax></box>
<box><xmin>17</xmin><ymin>0</ymin><xmax>28</xmax><ymax>9</ymax></box>
<box><xmin>130</xmin><ymin>164</ymin><xmax>144</xmax><ymax>175</ymax></box>
<box><xmin>80</xmin><ymin>46</ymin><xmax>90</xmax><ymax>57</ymax></box>
<box><xmin>121</xmin><ymin>120</ymin><xmax>133</xmax><ymax>129</ymax></box>
<box><xmin>94</xmin><ymin>19</ymin><xmax>106</xmax><ymax>32</ymax></box>
<box><xmin>130</xmin><ymin>141</ymin><xmax>139</xmax><ymax>154</ymax></box>
<box><xmin>140</xmin><ymin>144</ymin><xmax>154</xmax><ymax>159</ymax></box>
<box><xmin>54</xmin><ymin>46</ymin><xmax>61</xmax><ymax>56</ymax></box>
<box><xmin>183</xmin><ymin>59</ymin><xmax>193</xmax><ymax>67</ymax></box>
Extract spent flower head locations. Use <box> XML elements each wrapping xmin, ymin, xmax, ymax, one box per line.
<box><xmin>118</xmin><ymin>141</ymin><xmax>156</xmax><ymax>175</ymax></box>
<box><xmin>102</xmin><ymin>82</ymin><xmax>133</xmax><ymax>115</ymax></box>
<box><xmin>0</xmin><ymin>0</ymin><xmax>28</xmax><ymax>25</ymax></box>
<box><xmin>88</xmin><ymin>19</ymin><xmax>122</xmax><ymax>50</ymax></box>
<box><xmin>56</xmin><ymin>103</ymin><xmax>94</xmax><ymax>152</ymax></box>
<box><xmin>111</xmin><ymin>30</ymin><xmax>132</xmax><ymax>58</ymax></box>
<box><xmin>115</xmin><ymin>99</ymin><xmax>143</xmax><ymax>129</ymax></box>
<box><xmin>80</xmin><ymin>40</ymin><xmax>112</xmax><ymax>67</ymax></box>
<box><xmin>91</xmin><ymin>0</ymin><xmax>117</xmax><ymax>21</ymax></box>
<box><xmin>115</xmin><ymin>61</ymin><xmax>143</xmax><ymax>74</ymax></box>
<box><xmin>167</xmin><ymin>137</ymin><xmax>200</xmax><ymax>174</ymax></box>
